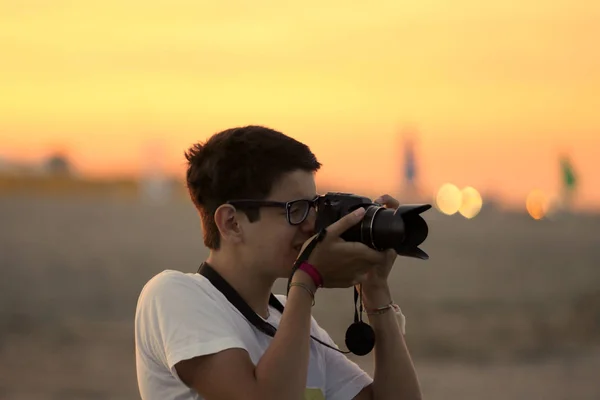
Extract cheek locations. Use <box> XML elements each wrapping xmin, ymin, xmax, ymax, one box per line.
<box><xmin>266</xmin><ymin>227</ymin><xmax>296</xmax><ymax>250</ymax></box>
<box><xmin>245</xmin><ymin>223</ymin><xmax>295</xmax><ymax>252</ymax></box>
<box><xmin>263</xmin><ymin>229</ymin><xmax>298</xmax><ymax>263</ymax></box>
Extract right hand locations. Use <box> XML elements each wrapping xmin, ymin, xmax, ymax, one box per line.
<box><xmin>297</xmin><ymin>208</ymin><xmax>388</xmax><ymax>288</ymax></box>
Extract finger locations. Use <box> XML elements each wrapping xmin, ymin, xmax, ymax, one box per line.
<box><xmin>342</xmin><ymin>240</ymin><xmax>388</xmax><ymax>264</ymax></box>
<box><xmin>385</xmin><ymin>248</ymin><xmax>398</xmax><ymax>263</ymax></box>
<box><xmin>369</xmin><ymin>251</ymin><xmax>390</xmax><ymax>266</ymax></box>
<box><xmin>298</xmin><ymin>233</ymin><xmax>319</xmax><ymax>254</ymax></box>
<box><xmin>325</xmin><ymin>207</ymin><xmax>366</xmax><ymax>238</ymax></box>
<box><xmin>352</xmin><ymin>269</ymin><xmax>374</xmax><ymax>285</ymax></box>
<box><xmin>384</xmin><ymin>248</ymin><xmax>396</xmax><ymax>258</ymax></box>
<box><xmin>353</xmin><ymin>273</ymin><xmax>369</xmax><ymax>285</ymax></box>
<box><xmin>355</xmin><ymin>244</ymin><xmax>389</xmax><ymax>265</ymax></box>
<box><xmin>374</xmin><ymin>194</ymin><xmax>400</xmax><ymax>209</ymax></box>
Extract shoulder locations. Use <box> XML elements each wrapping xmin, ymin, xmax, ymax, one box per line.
<box><xmin>135</xmin><ymin>270</ymin><xmax>233</xmax><ymax>326</ymax></box>
<box><xmin>135</xmin><ymin>269</ymin><xmax>247</xmax><ymax>344</ymax></box>
<box><xmin>138</xmin><ymin>270</ymin><xmax>218</xmax><ymax>304</ymax></box>
<box><xmin>140</xmin><ymin>269</ymin><xmax>200</xmax><ymax>294</ymax></box>
<box><xmin>135</xmin><ymin>270</ymin><xmax>253</xmax><ymax>376</ymax></box>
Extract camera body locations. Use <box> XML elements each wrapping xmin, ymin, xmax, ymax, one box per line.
<box><xmin>315</xmin><ymin>192</ymin><xmax>431</xmax><ymax>260</ymax></box>
<box><xmin>314</xmin><ymin>192</ymin><xmax>376</xmax><ymax>236</ymax></box>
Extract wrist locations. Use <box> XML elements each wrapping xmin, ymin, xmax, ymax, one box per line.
<box><xmin>360</xmin><ymin>283</ymin><xmax>392</xmax><ymax>309</ymax></box>
<box><xmin>292</xmin><ymin>269</ymin><xmax>318</xmax><ymax>293</ymax></box>
<box><xmin>297</xmin><ymin>261</ymin><xmax>323</xmax><ymax>288</ymax></box>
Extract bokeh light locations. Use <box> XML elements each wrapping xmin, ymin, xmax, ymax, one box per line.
<box><xmin>435</xmin><ymin>183</ymin><xmax>462</xmax><ymax>215</ymax></box>
<box><xmin>526</xmin><ymin>189</ymin><xmax>550</xmax><ymax>220</ymax></box>
<box><xmin>459</xmin><ymin>186</ymin><xmax>483</xmax><ymax>219</ymax></box>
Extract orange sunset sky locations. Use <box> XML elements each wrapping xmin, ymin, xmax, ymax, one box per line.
<box><xmin>1</xmin><ymin>1</ymin><xmax>599</xmax><ymax>210</ymax></box>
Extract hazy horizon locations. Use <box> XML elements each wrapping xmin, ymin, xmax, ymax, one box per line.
<box><xmin>2</xmin><ymin>1</ymin><xmax>599</xmax><ymax>210</ymax></box>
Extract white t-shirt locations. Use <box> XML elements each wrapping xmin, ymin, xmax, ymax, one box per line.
<box><xmin>135</xmin><ymin>270</ymin><xmax>373</xmax><ymax>400</ymax></box>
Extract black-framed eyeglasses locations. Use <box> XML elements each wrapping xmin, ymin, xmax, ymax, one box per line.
<box><xmin>226</xmin><ymin>196</ymin><xmax>319</xmax><ymax>225</ymax></box>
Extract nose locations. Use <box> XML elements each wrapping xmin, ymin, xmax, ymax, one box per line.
<box><xmin>299</xmin><ymin>208</ymin><xmax>316</xmax><ymax>234</ymax></box>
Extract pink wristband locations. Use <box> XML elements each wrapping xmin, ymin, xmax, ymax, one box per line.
<box><xmin>298</xmin><ymin>262</ymin><xmax>323</xmax><ymax>287</ymax></box>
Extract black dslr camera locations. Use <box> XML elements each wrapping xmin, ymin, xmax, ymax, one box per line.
<box><xmin>315</xmin><ymin>192</ymin><xmax>431</xmax><ymax>259</ymax></box>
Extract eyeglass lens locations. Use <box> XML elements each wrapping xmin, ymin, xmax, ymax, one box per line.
<box><xmin>288</xmin><ymin>200</ymin><xmax>312</xmax><ymax>224</ymax></box>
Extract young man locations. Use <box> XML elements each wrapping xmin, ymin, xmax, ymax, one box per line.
<box><xmin>134</xmin><ymin>126</ymin><xmax>422</xmax><ymax>400</ymax></box>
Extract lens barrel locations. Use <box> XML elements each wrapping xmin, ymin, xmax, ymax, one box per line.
<box><xmin>357</xmin><ymin>204</ymin><xmax>431</xmax><ymax>260</ymax></box>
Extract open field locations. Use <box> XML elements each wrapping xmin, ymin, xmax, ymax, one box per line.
<box><xmin>1</xmin><ymin>195</ymin><xmax>599</xmax><ymax>399</ymax></box>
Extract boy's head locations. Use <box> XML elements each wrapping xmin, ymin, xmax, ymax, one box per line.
<box><xmin>185</xmin><ymin>126</ymin><xmax>321</xmax><ymax>276</ymax></box>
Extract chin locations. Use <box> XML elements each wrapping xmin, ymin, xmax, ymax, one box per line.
<box><xmin>276</xmin><ymin>271</ymin><xmax>291</xmax><ymax>280</ymax></box>
<box><xmin>276</xmin><ymin>254</ymin><xmax>299</xmax><ymax>279</ymax></box>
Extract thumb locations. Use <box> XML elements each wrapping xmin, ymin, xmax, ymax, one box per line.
<box><xmin>385</xmin><ymin>248</ymin><xmax>397</xmax><ymax>263</ymax></box>
<box><xmin>325</xmin><ymin>207</ymin><xmax>366</xmax><ymax>238</ymax></box>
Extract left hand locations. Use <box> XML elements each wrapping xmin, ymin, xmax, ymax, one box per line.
<box><xmin>358</xmin><ymin>194</ymin><xmax>399</xmax><ymax>291</ymax></box>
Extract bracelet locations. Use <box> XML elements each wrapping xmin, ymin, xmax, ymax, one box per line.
<box><xmin>298</xmin><ymin>262</ymin><xmax>323</xmax><ymax>287</ymax></box>
<box><xmin>365</xmin><ymin>301</ymin><xmax>395</xmax><ymax>315</ymax></box>
<box><xmin>289</xmin><ymin>282</ymin><xmax>316</xmax><ymax>306</ymax></box>
<box><xmin>364</xmin><ymin>302</ymin><xmax>406</xmax><ymax>334</ymax></box>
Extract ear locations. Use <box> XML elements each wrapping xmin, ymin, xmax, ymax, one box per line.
<box><xmin>213</xmin><ymin>204</ymin><xmax>244</xmax><ymax>244</ymax></box>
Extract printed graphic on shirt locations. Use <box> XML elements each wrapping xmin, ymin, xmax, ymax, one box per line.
<box><xmin>304</xmin><ymin>388</ymin><xmax>325</xmax><ymax>400</ymax></box>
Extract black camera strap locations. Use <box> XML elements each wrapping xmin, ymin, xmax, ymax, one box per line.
<box><xmin>286</xmin><ymin>228</ymin><xmax>328</xmax><ymax>294</ymax></box>
<box><xmin>197</xmin><ymin>262</ymin><xmax>347</xmax><ymax>354</ymax></box>
<box><xmin>197</xmin><ymin>228</ymin><xmax>375</xmax><ymax>356</ymax></box>
<box><xmin>198</xmin><ymin>262</ymin><xmax>282</xmax><ymax>336</ymax></box>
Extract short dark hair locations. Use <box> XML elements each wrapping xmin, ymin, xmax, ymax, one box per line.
<box><xmin>185</xmin><ymin>125</ymin><xmax>321</xmax><ymax>249</ymax></box>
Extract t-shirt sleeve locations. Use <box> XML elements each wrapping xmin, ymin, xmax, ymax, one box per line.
<box><xmin>314</xmin><ymin>323</ymin><xmax>373</xmax><ymax>400</ymax></box>
<box><xmin>135</xmin><ymin>271</ymin><xmax>248</xmax><ymax>379</ymax></box>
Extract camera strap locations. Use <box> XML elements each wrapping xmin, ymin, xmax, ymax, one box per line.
<box><xmin>197</xmin><ymin>227</ymin><xmax>375</xmax><ymax>356</ymax></box>
<box><xmin>286</xmin><ymin>228</ymin><xmax>328</xmax><ymax>294</ymax></box>
<box><xmin>197</xmin><ymin>263</ymin><xmax>346</xmax><ymax>353</ymax></box>
<box><xmin>197</xmin><ymin>262</ymin><xmax>283</xmax><ymax>336</ymax></box>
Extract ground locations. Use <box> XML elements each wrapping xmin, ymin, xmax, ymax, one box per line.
<box><xmin>1</xmin><ymin>196</ymin><xmax>599</xmax><ymax>399</ymax></box>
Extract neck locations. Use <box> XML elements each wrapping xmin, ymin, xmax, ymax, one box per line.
<box><xmin>205</xmin><ymin>251</ymin><xmax>275</xmax><ymax>319</ymax></box>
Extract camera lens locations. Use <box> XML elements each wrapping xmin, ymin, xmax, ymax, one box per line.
<box><xmin>359</xmin><ymin>206</ymin><xmax>388</xmax><ymax>250</ymax></box>
<box><xmin>359</xmin><ymin>205</ymin><xmax>431</xmax><ymax>259</ymax></box>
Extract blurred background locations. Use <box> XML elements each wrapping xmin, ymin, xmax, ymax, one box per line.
<box><xmin>1</xmin><ymin>1</ymin><xmax>599</xmax><ymax>399</ymax></box>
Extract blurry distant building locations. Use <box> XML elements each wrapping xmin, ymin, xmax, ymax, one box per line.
<box><xmin>44</xmin><ymin>152</ymin><xmax>72</xmax><ymax>176</ymax></box>
<box><xmin>0</xmin><ymin>157</ymin><xmax>43</xmax><ymax>176</ymax></box>
<box><xmin>0</xmin><ymin>150</ymin><xmax>75</xmax><ymax>177</ymax></box>
<box><xmin>139</xmin><ymin>139</ymin><xmax>173</xmax><ymax>204</ymax></box>
<box><xmin>404</xmin><ymin>138</ymin><xmax>416</xmax><ymax>188</ymax></box>
<box><xmin>0</xmin><ymin>151</ymin><xmax>136</xmax><ymax>199</ymax></box>
<box><xmin>398</xmin><ymin>126</ymin><xmax>426</xmax><ymax>203</ymax></box>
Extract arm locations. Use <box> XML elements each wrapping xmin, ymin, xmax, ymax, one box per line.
<box><xmin>176</xmin><ymin>270</ymin><xmax>317</xmax><ymax>400</ymax></box>
<box><xmin>357</xmin><ymin>283</ymin><xmax>422</xmax><ymax>400</ymax></box>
